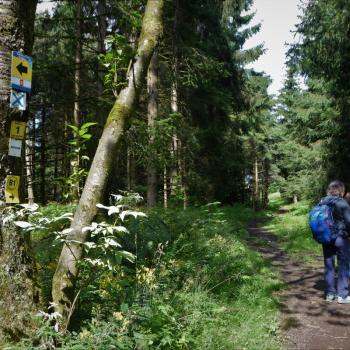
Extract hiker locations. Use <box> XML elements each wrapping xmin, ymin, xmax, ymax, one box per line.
<box><xmin>322</xmin><ymin>181</ymin><xmax>350</xmax><ymax>303</ymax></box>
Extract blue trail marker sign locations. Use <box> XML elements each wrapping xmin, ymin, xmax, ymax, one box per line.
<box><xmin>10</xmin><ymin>90</ymin><xmax>27</xmax><ymax>110</ymax></box>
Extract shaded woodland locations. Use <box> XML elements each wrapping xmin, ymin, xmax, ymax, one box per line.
<box><xmin>0</xmin><ymin>0</ymin><xmax>349</xmax><ymax>348</ymax></box>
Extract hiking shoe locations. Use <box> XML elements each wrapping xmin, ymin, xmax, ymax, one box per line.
<box><xmin>337</xmin><ymin>296</ymin><xmax>350</xmax><ymax>304</ymax></box>
<box><xmin>326</xmin><ymin>293</ymin><xmax>336</xmax><ymax>302</ymax></box>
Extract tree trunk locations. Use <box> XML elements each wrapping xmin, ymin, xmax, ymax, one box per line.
<box><xmin>147</xmin><ymin>50</ymin><xmax>158</xmax><ymax>207</ymax></box>
<box><xmin>25</xmin><ymin>123</ymin><xmax>34</xmax><ymax>205</ymax></box>
<box><xmin>253</xmin><ymin>157</ymin><xmax>259</xmax><ymax>210</ymax></box>
<box><xmin>179</xmin><ymin>142</ymin><xmax>188</xmax><ymax>209</ymax></box>
<box><xmin>71</xmin><ymin>0</ymin><xmax>82</xmax><ymax>200</ymax></box>
<box><xmin>262</xmin><ymin>158</ymin><xmax>269</xmax><ymax>209</ymax></box>
<box><xmin>96</xmin><ymin>0</ymin><xmax>107</xmax><ymax>99</ymax></box>
<box><xmin>169</xmin><ymin>83</ymin><xmax>179</xmax><ymax>200</ymax></box>
<box><xmin>52</xmin><ymin>0</ymin><xmax>164</xmax><ymax>327</ymax></box>
<box><xmin>40</xmin><ymin>107</ymin><xmax>46</xmax><ymax>205</ymax></box>
<box><xmin>0</xmin><ymin>0</ymin><xmax>41</xmax><ymax>342</ymax></box>
<box><xmin>169</xmin><ymin>0</ymin><xmax>180</xmax><ymax>203</ymax></box>
<box><xmin>163</xmin><ymin>166</ymin><xmax>168</xmax><ymax>208</ymax></box>
<box><xmin>54</xmin><ymin>141</ymin><xmax>59</xmax><ymax>200</ymax></box>
<box><xmin>126</xmin><ymin>145</ymin><xmax>134</xmax><ymax>191</ymax></box>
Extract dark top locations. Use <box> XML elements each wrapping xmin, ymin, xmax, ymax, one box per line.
<box><xmin>322</xmin><ymin>195</ymin><xmax>350</xmax><ymax>238</ymax></box>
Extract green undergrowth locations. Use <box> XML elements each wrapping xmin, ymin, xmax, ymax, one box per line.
<box><xmin>264</xmin><ymin>193</ymin><xmax>321</xmax><ymax>265</ymax></box>
<box><xmin>32</xmin><ymin>203</ymin><xmax>76</xmax><ymax>302</ymax></box>
<box><xmin>10</xmin><ymin>203</ymin><xmax>282</xmax><ymax>350</ymax></box>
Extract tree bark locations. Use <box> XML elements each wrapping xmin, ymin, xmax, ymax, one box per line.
<box><xmin>71</xmin><ymin>0</ymin><xmax>82</xmax><ymax>200</ymax></box>
<box><xmin>262</xmin><ymin>158</ymin><xmax>269</xmax><ymax>209</ymax></box>
<box><xmin>253</xmin><ymin>157</ymin><xmax>259</xmax><ymax>210</ymax></box>
<box><xmin>52</xmin><ymin>0</ymin><xmax>164</xmax><ymax>327</ymax></box>
<box><xmin>163</xmin><ymin>166</ymin><xmax>168</xmax><ymax>208</ymax></box>
<box><xmin>126</xmin><ymin>145</ymin><xmax>134</xmax><ymax>191</ymax></box>
<box><xmin>96</xmin><ymin>0</ymin><xmax>107</xmax><ymax>99</ymax></box>
<box><xmin>169</xmin><ymin>83</ymin><xmax>179</xmax><ymax>200</ymax></box>
<box><xmin>169</xmin><ymin>0</ymin><xmax>180</xmax><ymax>203</ymax></box>
<box><xmin>40</xmin><ymin>106</ymin><xmax>46</xmax><ymax>205</ymax></box>
<box><xmin>0</xmin><ymin>0</ymin><xmax>41</xmax><ymax>342</ymax></box>
<box><xmin>25</xmin><ymin>122</ymin><xmax>34</xmax><ymax>205</ymax></box>
<box><xmin>147</xmin><ymin>50</ymin><xmax>158</xmax><ymax>207</ymax></box>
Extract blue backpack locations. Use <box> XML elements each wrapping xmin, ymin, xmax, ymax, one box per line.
<box><xmin>309</xmin><ymin>199</ymin><xmax>337</xmax><ymax>244</ymax></box>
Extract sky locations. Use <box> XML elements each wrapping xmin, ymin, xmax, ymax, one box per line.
<box><xmin>243</xmin><ymin>0</ymin><xmax>303</xmax><ymax>95</ymax></box>
<box><xmin>37</xmin><ymin>1</ymin><xmax>53</xmax><ymax>13</ymax></box>
<box><xmin>37</xmin><ymin>0</ymin><xmax>302</xmax><ymax>96</ymax></box>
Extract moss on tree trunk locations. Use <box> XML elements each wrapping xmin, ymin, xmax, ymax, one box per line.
<box><xmin>0</xmin><ymin>213</ymin><xmax>41</xmax><ymax>343</ymax></box>
<box><xmin>52</xmin><ymin>0</ymin><xmax>164</xmax><ymax>328</ymax></box>
<box><xmin>0</xmin><ymin>0</ymin><xmax>41</xmax><ymax>343</ymax></box>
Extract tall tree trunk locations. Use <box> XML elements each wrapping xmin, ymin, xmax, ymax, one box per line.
<box><xmin>179</xmin><ymin>142</ymin><xmax>188</xmax><ymax>209</ymax></box>
<box><xmin>25</xmin><ymin>122</ymin><xmax>34</xmax><ymax>205</ymax></box>
<box><xmin>52</xmin><ymin>0</ymin><xmax>164</xmax><ymax>327</ymax></box>
<box><xmin>126</xmin><ymin>145</ymin><xmax>134</xmax><ymax>191</ymax></box>
<box><xmin>262</xmin><ymin>158</ymin><xmax>269</xmax><ymax>209</ymax></box>
<box><xmin>147</xmin><ymin>50</ymin><xmax>158</xmax><ymax>207</ymax></box>
<box><xmin>253</xmin><ymin>157</ymin><xmax>259</xmax><ymax>210</ymax></box>
<box><xmin>40</xmin><ymin>107</ymin><xmax>46</xmax><ymax>205</ymax></box>
<box><xmin>96</xmin><ymin>0</ymin><xmax>107</xmax><ymax>99</ymax></box>
<box><xmin>54</xmin><ymin>141</ymin><xmax>59</xmax><ymax>201</ymax></box>
<box><xmin>163</xmin><ymin>166</ymin><xmax>168</xmax><ymax>208</ymax></box>
<box><xmin>71</xmin><ymin>0</ymin><xmax>82</xmax><ymax>200</ymax></box>
<box><xmin>169</xmin><ymin>83</ymin><xmax>179</xmax><ymax>200</ymax></box>
<box><xmin>0</xmin><ymin>0</ymin><xmax>41</xmax><ymax>342</ymax></box>
<box><xmin>169</xmin><ymin>0</ymin><xmax>180</xmax><ymax>203</ymax></box>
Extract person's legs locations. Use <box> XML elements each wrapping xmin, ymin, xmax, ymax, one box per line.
<box><xmin>336</xmin><ymin>236</ymin><xmax>350</xmax><ymax>298</ymax></box>
<box><xmin>323</xmin><ymin>243</ymin><xmax>336</xmax><ymax>296</ymax></box>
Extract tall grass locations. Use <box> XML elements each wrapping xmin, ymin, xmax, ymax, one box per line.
<box><xmin>8</xmin><ymin>203</ymin><xmax>283</xmax><ymax>349</ymax></box>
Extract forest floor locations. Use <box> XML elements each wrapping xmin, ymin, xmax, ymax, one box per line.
<box><xmin>248</xmin><ymin>204</ymin><xmax>350</xmax><ymax>350</ymax></box>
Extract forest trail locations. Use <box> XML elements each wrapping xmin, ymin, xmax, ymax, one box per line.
<box><xmin>248</xmin><ymin>217</ymin><xmax>350</xmax><ymax>350</ymax></box>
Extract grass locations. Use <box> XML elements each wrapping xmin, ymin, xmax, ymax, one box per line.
<box><xmin>8</xmin><ymin>202</ymin><xmax>283</xmax><ymax>349</ymax></box>
<box><xmin>32</xmin><ymin>203</ymin><xmax>75</xmax><ymax>302</ymax></box>
<box><xmin>264</xmin><ymin>193</ymin><xmax>321</xmax><ymax>265</ymax></box>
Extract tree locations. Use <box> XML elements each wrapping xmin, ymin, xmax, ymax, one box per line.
<box><xmin>0</xmin><ymin>0</ymin><xmax>41</xmax><ymax>342</ymax></box>
<box><xmin>271</xmin><ymin>72</ymin><xmax>335</xmax><ymax>201</ymax></box>
<box><xmin>146</xmin><ymin>51</ymin><xmax>159</xmax><ymax>207</ymax></box>
<box><xmin>52</xmin><ymin>0</ymin><xmax>164</xmax><ymax>327</ymax></box>
<box><xmin>288</xmin><ymin>0</ymin><xmax>350</xmax><ymax>187</ymax></box>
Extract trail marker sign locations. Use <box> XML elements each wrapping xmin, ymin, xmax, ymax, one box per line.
<box><xmin>10</xmin><ymin>121</ymin><xmax>26</xmax><ymax>140</ymax></box>
<box><xmin>10</xmin><ymin>90</ymin><xmax>27</xmax><ymax>110</ymax></box>
<box><xmin>8</xmin><ymin>138</ymin><xmax>22</xmax><ymax>158</ymax></box>
<box><xmin>11</xmin><ymin>51</ymin><xmax>32</xmax><ymax>93</ymax></box>
<box><xmin>5</xmin><ymin>175</ymin><xmax>20</xmax><ymax>204</ymax></box>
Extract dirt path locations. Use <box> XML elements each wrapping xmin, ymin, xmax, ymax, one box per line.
<box><xmin>248</xmin><ymin>219</ymin><xmax>350</xmax><ymax>350</ymax></box>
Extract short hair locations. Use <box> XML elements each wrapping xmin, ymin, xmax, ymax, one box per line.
<box><xmin>327</xmin><ymin>180</ymin><xmax>345</xmax><ymax>197</ymax></box>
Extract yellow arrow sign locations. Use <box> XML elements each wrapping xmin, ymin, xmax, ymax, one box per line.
<box><xmin>5</xmin><ymin>175</ymin><xmax>20</xmax><ymax>204</ymax></box>
<box><xmin>11</xmin><ymin>51</ymin><xmax>32</xmax><ymax>93</ymax></box>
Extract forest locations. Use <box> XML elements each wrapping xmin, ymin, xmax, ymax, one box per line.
<box><xmin>0</xmin><ymin>0</ymin><xmax>349</xmax><ymax>349</ymax></box>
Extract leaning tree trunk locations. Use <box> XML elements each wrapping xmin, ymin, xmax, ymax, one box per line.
<box><xmin>52</xmin><ymin>0</ymin><xmax>164</xmax><ymax>327</ymax></box>
<box><xmin>0</xmin><ymin>0</ymin><xmax>41</xmax><ymax>343</ymax></box>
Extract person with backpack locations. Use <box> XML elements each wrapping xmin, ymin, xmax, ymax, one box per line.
<box><xmin>310</xmin><ymin>180</ymin><xmax>350</xmax><ymax>303</ymax></box>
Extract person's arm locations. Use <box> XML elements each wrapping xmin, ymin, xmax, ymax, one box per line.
<box><xmin>340</xmin><ymin>200</ymin><xmax>350</xmax><ymax>234</ymax></box>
